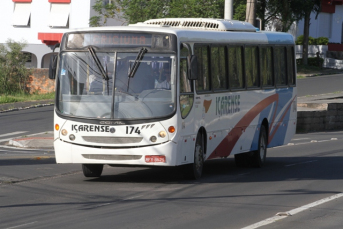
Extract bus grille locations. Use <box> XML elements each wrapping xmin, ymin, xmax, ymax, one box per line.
<box><xmin>82</xmin><ymin>154</ymin><xmax>142</xmax><ymax>160</ymax></box>
<box><xmin>82</xmin><ymin>136</ymin><xmax>143</xmax><ymax>144</ymax></box>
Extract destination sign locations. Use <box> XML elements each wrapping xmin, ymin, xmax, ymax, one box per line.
<box><xmin>67</xmin><ymin>33</ymin><xmax>152</xmax><ymax>48</ymax></box>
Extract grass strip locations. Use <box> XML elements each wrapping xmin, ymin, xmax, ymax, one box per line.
<box><xmin>0</xmin><ymin>92</ymin><xmax>54</xmax><ymax>104</ymax></box>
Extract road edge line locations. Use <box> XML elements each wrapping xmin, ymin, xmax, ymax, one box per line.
<box><xmin>241</xmin><ymin>193</ymin><xmax>343</xmax><ymax>229</ymax></box>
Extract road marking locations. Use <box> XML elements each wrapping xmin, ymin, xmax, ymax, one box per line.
<box><xmin>0</xmin><ymin>131</ymin><xmax>28</xmax><ymax>138</ymax></box>
<box><xmin>5</xmin><ymin>221</ymin><xmax>37</xmax><ymax>229</ymax></box>
<box><xmin>285</xmin><ymin>160</ymin><xmax>318</xmax><ymax>167</ymax></box>
<box><xmin>242</xmin><ymin>193</ymin><xmax>343</xmax><ymax>229</ymax></box>
<box><xmin>292</xmin><ymin>138</ymin><xmax>310</xmax><ymax>141</ymax></box>
<box><xmin>0</xmin><ymin>131</ymin><xmax>28</xmax><ymax>142</ymax></box>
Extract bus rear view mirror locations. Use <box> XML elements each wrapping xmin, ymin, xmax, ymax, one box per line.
<box><xmin>49</xmin><ymin>43</ymin><xmax>60</xmax><ymax>80</ymax></box>
<box><xmin>49</xmin><ymin>54</ymin><xmax>57</xmax><ymax>79</ymax></box>
<box><xmin>188</xmin><ymin>55</ymin><xmax>198</xmax><ymax>80</ymax></box>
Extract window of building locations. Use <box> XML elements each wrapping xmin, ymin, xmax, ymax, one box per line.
<box><xmin>211</xmin><ymin>46</ymin><xmax>227</xmax><ymax>91</ymax></box>
<box><xmin>49</xmin><ymin>2</ymin><xmax>71</xmax><ymax>28</ymax></box>
<box><xmin>12</xmin><ymin>2</ymin><xmax>31</xmax><ymax>27</ymax></box>
<box><xmin>228</xmin><ymin>46</ymin><xmax>244</xmax><ymax>89</ymax></box>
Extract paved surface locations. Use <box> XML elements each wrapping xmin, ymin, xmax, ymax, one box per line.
<box><xmin>297</xmin><ymin>91</ymin><xmax>343</xmax><ymax>111</ymax></box>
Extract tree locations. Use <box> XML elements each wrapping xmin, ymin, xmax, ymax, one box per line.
<box><xmin>0</xmin><ymin>39</ymin><xmax>31</xmax><ymax>94</ymax></box>
<box><xmin>233</xmin><ymin>0</ymin><xmax>246</xmax><ymax>21</ymax></box>
<box><xmin>89</xmin><ymin>0</ymin><xmax>121</xmax><ymax>27</ymax></box>
<box><xmin>90</xmin><ymin>0</ymin><xmax>227</xmax><ymax>25</ymax></box>
<box><xmin>256</xmin><ymin>0</ymin><xmax>306</xmax><ymax>32</ymax></box>
<box><xmin>300</xmin><ymin>0</ymin><xmax>321</xmax><ymax>65</ymax></box>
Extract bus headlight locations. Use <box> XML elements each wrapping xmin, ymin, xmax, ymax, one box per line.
<box><xmin>159</xmin><ymin>131</ymin><xmax>167</xmax><ymax>138</ymax></box>
<box><xmin>61</xmin><ymin>129</ymin><xmax>68</xmax><ymax>136</ymax></box>
<box><xmin>150</xmin><ymin>136</ymin><xmax>157</xmax><ymax>142</ymax></box>
<box><xmin>69</xmin><ymin>134</ymin><xmax>76</xmax><ymax>141</ymax></box>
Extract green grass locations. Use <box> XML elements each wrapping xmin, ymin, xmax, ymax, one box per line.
<box><xmin>0</xmin><ymin>92</ymin><xmax>54</xmax><ymax>104</ymax></box>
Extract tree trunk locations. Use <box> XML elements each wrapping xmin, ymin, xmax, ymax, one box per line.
<box><xmin>281</xmin><ymin>0</ymin><xmax>290</xmax><ymax>32</ymax></box>
<box><xmin>302</xmin><ymin>10</ymin><xmax>311</xmax><ymax>66</ymax></box>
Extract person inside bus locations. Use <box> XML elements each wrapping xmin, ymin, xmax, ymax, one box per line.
<box><xmin>155</xmin><ymin>65</ymin><xmax>171</xmax><ymax>89</ymax></box>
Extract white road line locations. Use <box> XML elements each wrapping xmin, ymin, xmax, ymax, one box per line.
<box><xmin>0</xmin><ymin>131</ymin><xmax>27</xmax><ymax>138</ymax></box>
<box><xmin>292</xmin><ymin>138</ymin><xmax>310</xmax><ymax>141</ymax></box>
<box><xmin>242</xmin><ymin>193</ymin><xmax>343</xmax><ymax>229</ymax></box>
<box><xmin>0</xmin><ymin>132</ymin><xmax>28</xmax><ymax>142</ymax></box>
<box><xmin>5</xmin><ymin>221</ymin><xmax>38</xmax><ymax>229</ymax></box>
<box><xmin>285</xmin><ymin>160</ymin><xmax>318</xmax><ymax>167</ymax></box>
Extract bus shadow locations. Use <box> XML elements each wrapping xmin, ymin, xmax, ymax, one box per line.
<box><xmin>85</xmin><ymin>155</ymin><xmax>343</xmax><ymax>184</ymax></box>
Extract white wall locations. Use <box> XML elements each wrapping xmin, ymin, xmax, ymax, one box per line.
<box><xmin>0</xmin><ymin>0</ymin><xmax>92</xmax><ymax>44</ymax></box>
<box><xmin>296</xmin><ymin>5</ymin><xmax>343</xmax><ymax>44</ymax></box>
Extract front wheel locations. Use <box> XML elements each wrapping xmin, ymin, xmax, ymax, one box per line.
<box><xmin>183</xmin><ymin>133</ymin><xmax>205</xmax><ymax>180</ymax></box>
<box><xmin>250</xmin><ymin>125</ymin><xmax>267</xmax><ymax>168</ymax></box>
<box><xmin>82</xmin><ymin>164</ymin><xmax>104</xmax><ymax>177</ymax></box>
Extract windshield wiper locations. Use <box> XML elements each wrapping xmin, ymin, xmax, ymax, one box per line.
<box><xmin>88</xmin><ymin>46</ymin><xmax>109</xmax><ymax>81</ymax></box>
<box><xmin>128</xmin><ymin>48</ymin><xmax>147</xmax><ymax>78</ymax></box>
<box><xmin>127</xmin><ymin>47</ymin><xmax>147</xmax><ymax>92</ymax></box>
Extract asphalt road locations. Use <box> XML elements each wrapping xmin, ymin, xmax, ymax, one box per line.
<box><xmin>1</xmin><ymin>131</ymin><xmax>343</xmax><ymax>229</ymax></box>
<box><xmin>297</xmin><ymin>73</ymin><xmax>343</xmax><ymax>97</ymax></box>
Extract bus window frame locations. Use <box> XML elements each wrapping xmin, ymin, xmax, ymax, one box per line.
<box><xmin>286</xmin><ymin>46</ymin><xmax>296</xmax><ymax>87</ymax></box>
<box><xmin>244</xmin><ymin>44</ymin><xmax>261</xmax><ymax>91</ymax></box>
<box><xmin>259</xmin><ymin>45</ymin><xmax>275</xmax><ymax>90</ymax></box>
<box><xmin>228</xmin><ymin>44</ymin><xmax>246</xmax><ymax>92</ymax></box>
<box><xmin>179</xmin><ymin>43</ymin><xmax>194</xmax><ymax>119</ymax></box>
<box><xmin>194</xmin><ymin>44</ymin><xmax>212</xmax><ymax>94</ymax></box>
<box><xmin>210</xmin><ymin>44</ymin><xmax>229</xmax><ymax>93</ymax></box>
<box><xmin>274</xmin><ymin>45</ymin><xmax>288</xmax><ymax>89</ymax></box>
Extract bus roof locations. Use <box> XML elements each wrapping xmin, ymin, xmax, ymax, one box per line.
<box><xmin>66</xmin><ymin>18</ymin><xmax>295</xmax><ymax>46</ymax></box>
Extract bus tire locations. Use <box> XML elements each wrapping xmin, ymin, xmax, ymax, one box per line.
<box><xmin>251</xmin><ymin>125</ymin><xmax>267</xmax><ymax>168</ymax></box>
<box><xmin>82</xmin><ymin>164</ymin><xmax>104</xmax><ymax>177</ymax></box>
<box><xmin>183</xmin><ymin>132</ymin><xmax>204</xmax><ymax>180</ymax></box>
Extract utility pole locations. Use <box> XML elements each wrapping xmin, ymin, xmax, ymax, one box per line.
<box><xmin>246</xmin><ymin>0</ymin><xmax>256</xmax><ymax>25</ymax></box>
<box><xmin>224</xmin><ymin>0</ymin><xmax>233</xmax><ymax>20</ymax></box>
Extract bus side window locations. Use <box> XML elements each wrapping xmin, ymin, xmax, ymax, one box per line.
<box><xmin>211</xmin><ymin>46</ymin><xmax>227</xmax><ymax>91</ymax></box>
<box><xmin>287</xmin><ymin>46</ymin><xmax>296</xmax><ymax>86</ymax></box>
<box><xmin>228</xmin><ymin>46</ymin><xmax>244</xmax><ymax>90</ymax></box>
<box><xmin>194</xmin><ymin>45</ymin><xmax>210</xmax><ymax>92</ymax></box>
<box><xmin>245</xmin><ymin>46</ymin><xmax>260</xmax><ymax>88</ymax></box>
<box><xmin>180</xmin><ymin>44</ymin><xmax>193</xmax><ymax>119</ymax></box>
<box><xmin>274</xmin><ymin>46</ymin><xmax>287</xmax><ymax>86</ymax></box>
<box><xmin>261</xmin><ymin>47</ymin><xmax>274</xmax><ymax>87</ymax></box>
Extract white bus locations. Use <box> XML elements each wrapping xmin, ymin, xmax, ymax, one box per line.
<box><xmin>49</xmin><ymin>18</ymin><xmax>297</xmax><ymax>179</ymax></box>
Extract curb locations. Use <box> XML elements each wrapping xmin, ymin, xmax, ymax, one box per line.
<box><xmin>6</xmin><ymin>132</ymin><xmax>54</xmax><ymax>149</ymax></box>
<box><xmin>0</xmin><ymin>100</ymin><xmax>54</xmax><ymax>114</ymax></box>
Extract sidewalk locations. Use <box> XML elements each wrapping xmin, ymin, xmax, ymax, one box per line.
<box><xmin>298</xmin><ymin>92</ymin><xmax>343</xmax><ymax>111</ymax></box>
<box><xmin>5</xmin><ymin>132</ymin><xmax>54</xmax><ymax>149</ymax></box>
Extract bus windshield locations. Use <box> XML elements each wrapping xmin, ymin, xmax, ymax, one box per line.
<box><xmin>56</xmin><ymin>51</ymin><xmax>176</xmax><ymax>120</ymax></box>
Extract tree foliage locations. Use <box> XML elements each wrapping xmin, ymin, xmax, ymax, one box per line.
<box><xmin>117</xmin><ymin>0</ymin><xmax>226</xmax><ymax>24</ymax></box>
<box><xmin>0</xmin><ymin>39</ymin><xmax>31</xmax><ymax>94</ymax></box>
<box><xmin>89</xmin><ymin>0</ymin><xmax>121</xmax><ymax>27</ymax></box>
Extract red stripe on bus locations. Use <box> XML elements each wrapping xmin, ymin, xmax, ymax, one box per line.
<box><xmin>207</xmin><ymin>94</ymin><xmax>279</xmax><ymax>160</ymax></box>
<box><xmin>268</xmin><ymin>96</ymin><xmax>296</xmax><ymax>144</ymax></box>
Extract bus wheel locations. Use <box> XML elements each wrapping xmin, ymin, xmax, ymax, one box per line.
<box><xmin>183</xmin><ymin>133</ymin><xmax>204</xmax><ymax>180</ymax></box>
<box><xmin>82</xmin><ymin>164</ymin><xmax>104</xmax><ymax>177</ymax></box>
<box><xmin>251</xmin><ymin>125</ymin><xmax>267</xmax><ymax>168</ymax></box>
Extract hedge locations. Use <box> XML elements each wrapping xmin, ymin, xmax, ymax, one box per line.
<box><xmin>296</xmin><ymin>57</ymin><xmax>324</xmax><ymax>67</ymax></box>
